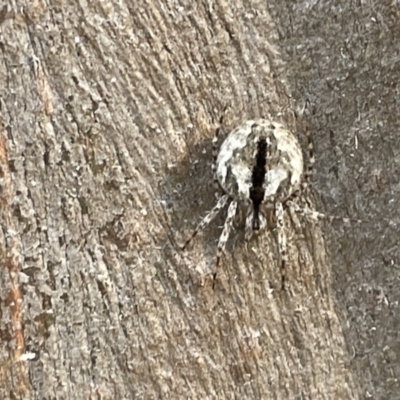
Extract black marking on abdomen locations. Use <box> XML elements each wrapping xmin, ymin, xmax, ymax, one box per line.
<box><xmin>249</xmin><ymin>136</ymin><xmax>267</xmax><ymax>230</ymax></box>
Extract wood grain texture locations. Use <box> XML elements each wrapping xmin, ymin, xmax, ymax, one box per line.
<box><xmin>2</xmin><ymin>0</ymin><xmax>391</xmax><ymax>398</ymax></box>
<box><xmin>268</xmin><ymin>2</ymin><xmax>400</xmax><ymax>399</ymax></box>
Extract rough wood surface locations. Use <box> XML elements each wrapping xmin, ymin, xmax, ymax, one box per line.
<box><xmin>267</xmin><ymin>2</ymin><xmax>400</xmax><ymax>399</ymax></box>
<box><xmin>0</xmin><ymin>1</ymin><xmax>399</xmax><ymax>399</ymax></box>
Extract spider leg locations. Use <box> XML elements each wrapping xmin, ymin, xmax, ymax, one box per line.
<box><xmin>245</xmin><ymin>205</ymin><xmax>254</xmax><ymax>240</ymax></box>
<box><xmin>182</xmin><ymin>194</ymin><xmax>230</xmax><ymax>250</ymax></box>
<box><xmin>283</xmin><ymin>107</ymin><xmax>315</xmax><ymax>205</ymax></box>
<box><xmin>213</xmin><ymin>200</ymin><xmax>238</xmax><ymax>282</ymax></box>
<box><xmin>275</xmin><ymin>201</ymin><xmax>287</xmax><ymax>290</ymax></box>
<box><xmin>212</xmin><ymin>126</ymin><xmax>220</xmax><ymax>184</ymax></box>
<box><xmin>287</xmin><ymin>202</ymin><xmax>303</xmax><ymax>232</ymax></box>
<box><xmin>286</xmin><ymin>200</ymin><xmax>361</xmax><ymax>224</ymax></box>
<box><xmin>286</xmin><ymin>200</ymin><xmax>326</xmax><ymax>221</ymax></box>
<box><xmin>297</xmin><ymin>100</ymin><xmax>314</xmax><ymax>179</ymax></box>
<box><xmin>302</xmin><ymin>122</ymin><xmax>315</xmax><ymax>191</ymax></box>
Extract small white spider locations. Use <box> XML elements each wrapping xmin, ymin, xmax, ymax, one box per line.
<box><xmin>183</xmin><ymin>116</ymin><xmax>317</xmax><ymax>289</ymax></box>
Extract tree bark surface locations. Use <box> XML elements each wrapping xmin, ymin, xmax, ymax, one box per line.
<box><xmin>0</xmin><ymin>1</ymin><xmax>398</xmax><ymax>399</ymax></box>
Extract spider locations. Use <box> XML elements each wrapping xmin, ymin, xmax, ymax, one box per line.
<box><xmin>182</xmin><ymin>115</ymin><xmax>322</xmax><ymax>289</ymax></box>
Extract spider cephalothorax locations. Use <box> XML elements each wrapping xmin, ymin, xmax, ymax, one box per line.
<box><xmin>183</xmin><ymin>117</ymin><xmax>314</xmax><ymax>289</ymax></box>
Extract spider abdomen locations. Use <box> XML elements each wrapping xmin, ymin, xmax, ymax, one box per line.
<box><xmin>216</xmin><ymin>119</ymin><xmax>304</xmax><ymax>204</ymax></box>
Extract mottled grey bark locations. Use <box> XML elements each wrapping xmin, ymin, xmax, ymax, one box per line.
<box><xmin>0</xmin><ymin>0</ymin><xmax>396</xmax><ymax>399</ymax></box>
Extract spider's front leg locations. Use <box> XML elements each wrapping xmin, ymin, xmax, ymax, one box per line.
<box><xmin>182</xmin><ymin>194</ymin><xmax>230</xmax><ymax>251</ymax></box>
<box><xmin>213</xmin><ymin>200</ymin><xmax>238</xmax><ymax>282</ymax></box>
<box><xmin>285</xmin><ymin>200</ymin><xmax>361</xmax><ymax>224</ymax></box>
<box><xmin>275</xmin><ymin>201</ymin><xmax>288</xmax><ymax>290</ymax></box>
